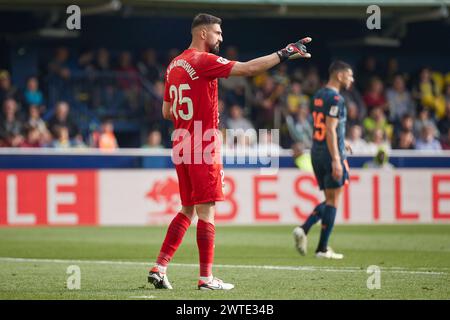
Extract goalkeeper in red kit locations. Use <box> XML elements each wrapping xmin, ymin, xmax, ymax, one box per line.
<box><xmin>149</xmin><ymin>13</ymin><xmax>312</xmax><ymax>290</ymax></box>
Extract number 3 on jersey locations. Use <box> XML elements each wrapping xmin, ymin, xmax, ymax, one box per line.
<box><xmin>312</xmin><ymin>111</ymin><xmax>326</xmax><ymax>141</ymax></box>
<box><xmin>169</xmin><ymin>84</ymin><xmax>193</xmax><ymax>120</ymax></box>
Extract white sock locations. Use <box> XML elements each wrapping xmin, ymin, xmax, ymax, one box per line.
<box><xmin>156</xmin><ymin>264</ymin><xmax>167</xmax><ymax>274</ymax></box>
<box><xmin>200</xmin><ymin>276</ymin><xmax>213</xmax><ymax>283</ymax></box>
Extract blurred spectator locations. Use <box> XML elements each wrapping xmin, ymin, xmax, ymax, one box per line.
<box><xmin>437</xmin><ymin>100</ymin><xmax>450</xmax><ymax>136</ymax></box>
<box><xmin>142</xmin><ymin>130</ymin><xmax>164</xmax><ymax>149</ymax></box>
<box><xmin>290</xmin><ymin>67</ymin><xmax>304</xmax><ymax>84</ymax></box>
<box><xmin>285</xmin><ymin>105</ymin><xmax>313</xmax><ymax>148</ymax></box>
<box><xmin>414</xmin><ymin>108</ymin><xmax>439</xmax><ymax>139</ymax></box>
<box><xmin>47</xmin><ymin>47</ymin><xmax>77</xmax><ymax>103</ymax></box>
<box><xmin>394</xmin><ymin>113</ymin><xmax>414</xmax><ymax>136</ymax></box>
<box><xmin>386</xmin><ymin>74</ymin><xmax>415</xmax><ymax>122</ymax></box>
<box><xmin>272</xmin><ymin>64</ymin><xmax>290</xmax><ymax>87</ymax></box>
<box><xmin>0</xmin><ymin>70</ymin><xmax>21</xmax><ymax>105</ymax></box>
<box><xmin>20</xmin><ymin>126</ymin><xmax>41</xmax><ymax>148</ymax></box>
<box><xmin>341</xmin><ymin>86</ymin><xmax>366</xmax><ymax>120</ymax></box>
<box><xmin>367</xmin><ymin>128</ymin><xmax>391</xmax><ymax>154</ymax></box>
<box><xmin>286</xmin><ymin>81</ymin><xmax>309</xmax><ymax>115</ymax></box>
<box><xmin>363</xmin><ymin>77</ymin><xmax>388</xmax><ymax>113</ymax></box>
<box><xmin>88</xmin><ymin>123</ymin><xmax>101</xmax><ymax>148</ymax></box>
<box><xmin>252</xmin><ymin>68</ymin><xmax>270</xmax><ymax>89</ymax></box>
<box><xmin>116</xmin><ymin>51</ymin><xmax>141</xmax><ymax>111</ymax></box>
<box><xmin>48</xmin><ymin>47</ymin><xmax>72</xmax><ymax>80</ymax></box>
<box><xmin>92</xmin><ymin>82</ymin><xmax>126</xmax><ymax>115</ymax></box>
<box><xmin>40</xmin><ymin>130</ymin><xmax>53</xmax><ymax>147</ymax></box>
<box><xmin>224</xmin><ymin>80</ymin><xmax>248</xmax><ymax>109</ymax></box>
<box><xmin>226</xmin><ymin>104</ymin><xmax>254</xmax><ymax>131</ymax></box>
<box><xmin>144</xmin><ymin>80</ymin><xmax>165</xmax><ymax>124</ymax></box>
<box><xmin>363</xmin><ymin>148</ymin><xmax>394</xmax><ymax>169</ymax></box>
<box><xmin>393</xmin><ymin>129</ymin><xmax>415</xmax><ymax>150</ymax></box>
<box><xmin>302</xmin><ymin>66</ymin><xmax>321</xmax><ymax>96</ymax></box>
<box><xmin>78</xmin><ymin>49</ymin><xmax>95</xmax><ymax>71</ymax></box>
<box><xmin>91</xmin><ymin>48</ymin><xmax>119</xmax><ymax>112</ymax></box>
<box><xmin>98</xmin><ymin>120</ymin><xmax>118</xmax><ymax>150</ymax></box>
<box><xmin>220</xmin><ymin>47</ymin><xmax>250</xmax><ymax>108</ymax></box>
<box><xmin>73</xmin><ymin>134</ymin><xmax>87</xmax><ymax>148</ymax></box>
<box><xmin>117</xmin><ymin>51</ymin><xmax>140</xmax><ymax>88</ymax></box>
<box><xmin>27</xmin><ymin>105</ymin><xmax>48</xmax><ymax>134</ymax></box>
<box><xmin>363</xmin><ymin>107</ymin><xmax>393</xmax><ymax>141</ymax></box>
<box><xmin>441</xmin><ymin>128</ymin><xmax>450</xmax><ymax>150</ymax></box>
<box><xmin>95</xmin><ymin>48</ymin><xmax>112</xmax><ymax>72</ymax></box>
<box><xmin>292</xmin><ymin>142</ymin><xmax>313</xmax><ymax>172</ymax></box>
<box><xmin>47</xmin><ymin>101</ymin><xmax>80</xmax><ymax>139</ymax></box>
<box><xmin>347</xmin><ymin>125</ymin><xmax>370</xmax><ymax>154</ymax></box>
<box><xmin>357</xmin><ymin>56</ymin><xmax>380</xmax><ymax>91</ymax></box>
<box><xmin>0</xmin><ymin>70</ymin><xmax>22</xmax><ymax>104</ymax></box>
<box><xmin>346</xmin><ymin>101</ymin><xmax>362</xmax><ymax>129</ymax></box>
<box><xmin>415</xmin><ymin>124</ymin><xmax>442</xmax><ymax>151</ymax></box>
<box><xmin>384</xmin><ymin>58</ymin><xmax>400</xmax><ymax>86</ymax></box>
<box><xmin>253</xmin><ymin>77</ymin><xmax>283</xmax><ymax>129</ymax></box>
<box><xmin>413</xmin><ymin>67</ymin><xmax>446</xmax><ymax>119</ymax></box>
<box><xmin>6</xmin><ymin>132</ymin><xmax>25</xmax><ymax>148</ymax></box>
<box><xmin>0</xmin><ymin>98</ymin><xmax>23</xmax><ymax>141</ymax></box>
<box><xmin>24</xmin><ymin>76</ymin><xmax>44</xmax><ymax>107</ymax></box>
<box><xmin>137</xmin><ymin>48</ymin><xmax>162</xmax><ymax>83</ymax></box>
<box><xmin>51</xmin><ymin>126</ymin><xmax>72</xmax><ymax>149</ymax></box>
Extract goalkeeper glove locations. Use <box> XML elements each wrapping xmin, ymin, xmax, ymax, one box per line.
<box><xmin>276</xmin><ymin>37</ymin><xmax>312</xmax><ymax>62</ymax></box>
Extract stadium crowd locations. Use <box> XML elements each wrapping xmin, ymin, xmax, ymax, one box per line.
<box><xmin>1</xmin><ymin>46</ymin><xmax>450</xmax><ymax>153</ymax></box>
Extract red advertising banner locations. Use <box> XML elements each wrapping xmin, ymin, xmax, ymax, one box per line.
<box><xmin>1</xmin><ymin>169</ymin><xmax>449</xmax><ymax>226</ymax></box>
<box><xmin>0</xmin><ymin>171</ymin><xmax>97</xmax><ymax>226</ymax></box>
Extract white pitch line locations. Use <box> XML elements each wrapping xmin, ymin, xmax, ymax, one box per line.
<box><xmin>0</xmin><ymin>257</ymin><xmax>447</xmax><ymax>276</ymax></box>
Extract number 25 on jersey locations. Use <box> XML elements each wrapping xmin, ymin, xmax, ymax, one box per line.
<box><xmin>169</xmin><ymin>84</ymin><xmax>194</xmax><ymax>121</ymax></box>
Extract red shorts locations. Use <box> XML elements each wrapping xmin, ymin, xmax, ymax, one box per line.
<box><xmin>175</xmin><ymin>163</ymin><xmax>225</xmax><ymax>206</ymax></box>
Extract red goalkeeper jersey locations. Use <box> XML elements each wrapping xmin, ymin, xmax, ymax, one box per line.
<box><xmin>164</xmin><ymin>48</ymin><xmax>236</xmax><ymax>157</ymax></box>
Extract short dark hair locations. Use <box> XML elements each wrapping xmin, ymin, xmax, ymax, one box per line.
<box><xmin>191</xmin><ymin>13</ymin><xmax>222</xmax><ymax>30</ymax></box>
<box><xmin>329</xmin><ymin>60</ymin><xmax>352</xmax><ymax>76</ymax></box>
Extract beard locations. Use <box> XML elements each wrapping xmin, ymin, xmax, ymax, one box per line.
<box><xmin>209</xmin><ymin>42</ymin><xmax>220</xmax><ymax>54</ymax></box>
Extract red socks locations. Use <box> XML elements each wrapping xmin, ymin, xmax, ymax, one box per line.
<box><xmin>197</xmin><ymin>219</ymin><xmax>215</xmax><ymax>278</ymax></box>
<box><xmin>155</xmin><ymin>214</ymin><xmax>215</xmax><ymax>279</ymax></box>
<box><xmin>156</xmin><ymin>212</ymin><xmax>191</xmax><ymax>267</ymax></box>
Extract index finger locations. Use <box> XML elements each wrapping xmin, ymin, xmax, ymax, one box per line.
<box><xmin>299</xmin><ymin>37</ymin><xmax>312</xmax><ymax>44</ymax></box>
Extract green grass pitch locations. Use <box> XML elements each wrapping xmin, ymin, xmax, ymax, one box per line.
<box><xmin>0</xmin><ymin>225</ymin><xmax>449</xmax><ymax>299</ymax></box>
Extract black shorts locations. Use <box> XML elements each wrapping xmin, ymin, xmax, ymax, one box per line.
<box><xmin>311</xmin><ymin>154</ymin><xmax>350</xmax><ymax>190</ymax></box>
